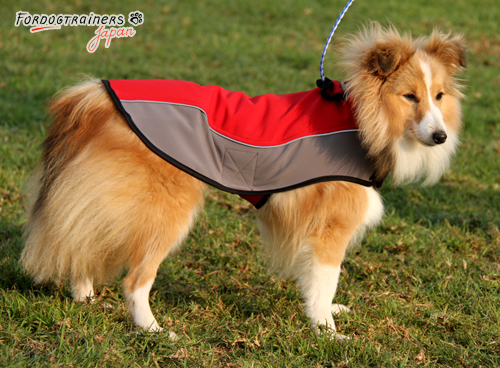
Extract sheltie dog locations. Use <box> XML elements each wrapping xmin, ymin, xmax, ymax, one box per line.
<box><xmin>21</xmin><ymin>24</ymin><xmax>466</xmax><ymax>339</ymax></box>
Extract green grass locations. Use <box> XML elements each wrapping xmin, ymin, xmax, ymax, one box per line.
<box><xmin>1</xmin><ymin>0</ymin><xmax>499</xmax><ymax>366</ymax></box>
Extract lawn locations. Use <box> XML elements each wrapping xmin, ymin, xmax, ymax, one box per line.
<box><xmin>1</xmin><ymin>0</ymin><xmax>499</xmax><ymax>366</ymax></box>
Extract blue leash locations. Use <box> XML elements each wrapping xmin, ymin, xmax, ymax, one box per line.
<box><xmin>319</xmin><ymin>0</ymin><xmax>356</xmax><ymax>82</ymax></box>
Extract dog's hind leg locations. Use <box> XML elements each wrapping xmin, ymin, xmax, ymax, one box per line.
<box><xmin>122</xmin><ymin>223</ymin><xmax>192</xmax><ymax>339</ymax></box>
<box><xmin>122</xmin><ymin>207</ymin><xmax>199</xmax><ymax>338</ymax></box>
<box><xmin>124</xmin><ymin>276</ymin><xmax>163</xmax><ymax>333</ymax></box>
<box><xmin>121</xmin><ymin>173</ymin><xmax>204</xmax><ymax>338</ymax></box>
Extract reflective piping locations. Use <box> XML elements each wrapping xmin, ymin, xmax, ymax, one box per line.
<box><xmin>117</xmin><ymin>99</ymin><xmax>359</xmax><ymax>148</ymax></box>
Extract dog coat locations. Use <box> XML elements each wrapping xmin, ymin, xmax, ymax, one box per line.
<box><xmin>103</xmin><ymin>79</ymin><xmax>380</xmax><ymax>208</ymax></box>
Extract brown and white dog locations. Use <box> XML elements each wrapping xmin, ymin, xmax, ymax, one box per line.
<box><xmin>21</xmin><ymin>24</ymin><xmax>466</xmax><ymax>339</ymax></box>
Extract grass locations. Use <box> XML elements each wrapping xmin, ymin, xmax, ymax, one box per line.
<box><xmin>1</xmin><ymin>0</ymin><xmax>499</xmax><ymax>366</ymax></box>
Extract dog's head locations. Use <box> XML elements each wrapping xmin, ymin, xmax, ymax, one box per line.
<box><xmin>341</xmin><ymin>23</ymin><xmax>466</xmax><ymax>183</ymax></box>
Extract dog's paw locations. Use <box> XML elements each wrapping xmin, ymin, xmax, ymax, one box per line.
<box><xmin>74</xmin><ymin>295</ymin><xmax>95</xmax><ymax>305</ymax></box>
<box><xmin>147</xmin><ymin>321</ymin><xmax>163</xmax><ymax>332</ymax></box>
<box><xmin>331</xmin><ymin>303</ymin><xmax>352</xmax><ymax>315</ymax></box>
<box><xmin>71</xmin><ymin>279</ymin><xmax>94</xmax><ymax>303</ymax></box>
<box><xmin>329</xmin><ymin>332</ymin><xmax>351</xmax><ymax>340</ymax></box>
<box><xmin>310</xmin><ymin>324</ymin><xmax>351</xmax><ymax>340</ymax></box>
<box><xmin>146</xmin><ymin>323</ymin><xmax>177</xmax><ymax>341</ymax></box>
<box><xmin>167</xmin><ymin>331</ymin><xmax>178</xmax><ymax>341</ymax></box>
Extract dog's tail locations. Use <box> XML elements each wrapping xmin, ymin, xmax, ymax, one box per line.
<box><xmin>21</xmin><ymin>78</ymin><xmax>205</xmax><ymax>286</ymax></box>
<box><xmin>21</xmin><ymin>78</ymin><xmax>119</xmax><ymax>283</ymax></box>
<box><xmin>33</xmin><ymin>78</ymin><xmax>116</xmax><ymax>219</ymax></box>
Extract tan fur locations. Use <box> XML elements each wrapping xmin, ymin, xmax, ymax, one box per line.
<box><xmin>21</xmin><ymin>24</ymin><xmax>466</xmax><ymax>335</ymax></box>
<box><xmin>417</xmin><ymin>51</ymin><xmax>464</xmax><ymax>132</ymax></box>
<box><xmin>257</xmin><ymin>182</ymin><xmax>368</xmax><ymax>275</ymax></box>
<box><xmin>22</xmin><ymin>80</ymin><xmax>206</xmax><ymax>290</ymax></box>
<box><xmin>340</xmin><ymin>24</ymin><xmax>414</xmax><ymax>180</ymax></box>
<box><xmin>341</xmin><ymin>24</ymin><xmax>465</xmax><ymax>182</ymax></box>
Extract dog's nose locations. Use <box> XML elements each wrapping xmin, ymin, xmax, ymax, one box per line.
<box><xmin>432</xmin><ymin>131</ymin><xmax>447</xmax><ymax>144</ymax></box>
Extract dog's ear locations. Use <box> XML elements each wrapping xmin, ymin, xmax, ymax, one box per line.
<box><xmin>420</xmin><ymin>31</ymin><xmax>466</xmax><ymax>74</ymax></box>
<box><xmin>365</xmin><ymin>41</ymin><xmax>415</xmax><ymax>78</ymax></box>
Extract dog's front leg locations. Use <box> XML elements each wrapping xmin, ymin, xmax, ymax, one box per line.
<box><xmin>298</xmin><ymin>260</ymin><xmax>350</xmax><ymax>339</ymax></box>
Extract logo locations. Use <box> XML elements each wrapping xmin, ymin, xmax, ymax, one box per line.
<box><xmin>14</xmin><ymin>10</ymin><xmax>144</xmax><ymax>53</ymax></box>
<box><xmin>128</xmin><ymin>11</ymin><xmax>143</xmax><ymax>26</ymax></box>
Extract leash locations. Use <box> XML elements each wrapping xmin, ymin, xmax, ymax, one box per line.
<box><xmin>317</xmin><ymin>0</ymin><xmax>355</xmax><ymax>100</ymax></box>
<box><xmin>319</xmin><ymin>0</ymin><xmax>356</xmax><ymax>82</ymax></box>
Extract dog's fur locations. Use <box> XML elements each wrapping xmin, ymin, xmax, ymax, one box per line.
<box><xmin>21</xmin><ymin>24</ymin><xmax>466</xmax><ymax>339</ymax></box>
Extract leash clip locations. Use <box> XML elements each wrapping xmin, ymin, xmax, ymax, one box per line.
<box><xmin>316</xmin><ymin>77</ymin><xmax>343</xmax><ymax>101</ymax></box>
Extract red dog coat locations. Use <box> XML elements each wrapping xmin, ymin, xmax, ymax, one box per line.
<box><xmin>103</xmin><ymin>79</ymin><xmax>378</xmax><ymax>208</ymax></box>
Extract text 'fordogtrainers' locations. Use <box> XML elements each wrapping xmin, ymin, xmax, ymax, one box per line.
<box><xmin>14</xmin><ymin>10</ymin><xmax>144</xmax><ymax>52</ymax></box>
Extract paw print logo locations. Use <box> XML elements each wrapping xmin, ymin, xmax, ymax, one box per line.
<box><xmin>128</xmin><ymin>11</ymin><xmax>144</xmax><ymax>26</ymax></box>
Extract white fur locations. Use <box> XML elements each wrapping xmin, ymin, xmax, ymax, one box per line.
<box><xmin>298</xmin><ymin>262</ymin><xmax>345</xmax><ymax>337</ymax></box>
<box><xmin>414</xmin><ymin>59</ymin><xmax>448</xmax><ymax>146</ymax></box>
<box><xmin>71</xmin><ymin>278</ymin><xmax>94</xmax><ymax>302</ymax></box>
<box><xmin>293</xmin><ymin>187</ymin><xmax>383</xmax><ymax>338</ymax></box>
<box><xmin>128</xmin><ymin>207</ymin><xmax>197</xmax><ymax>333</ymax></box>
<box><xmin>331</xmin><ymin>304</ymin><xmax>352</xmax><ymax>315</ymax></box>
<box><xmin>125</xmin><ymin>279</ymin><xmax>163</xmax><ymax>332</ymax></box>
<box><xmin>393</xmin><ymin>129</ymin><xmax>458</xmax><ymax>186</ymax></box>
<box><xmin>363</xmin><ymin>187</ymin><xmax>385</xmax><ymax>228</ymax></box>
<box><xmin>126</xmin><ymin>279</ymin><xmax>179</xmax><ymax>339</ymax></box>
<box><xmin>392</xmin><ymin>59</ymin><xmax>459</xmax><ymax>186</ymax></box>
<box><xmin>349</xmin><ymin>187</ymin><xmax>385</xmax><ymax>247</ymax></box>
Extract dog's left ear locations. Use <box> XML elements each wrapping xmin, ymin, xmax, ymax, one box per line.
<box><xmin>420</xmin><ymin>31</ymin><xmax>466</xmax><ymax>74</ymax></box>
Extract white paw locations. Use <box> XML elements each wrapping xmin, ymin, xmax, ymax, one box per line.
<box><xmin>331</xmin><ymin>303</ymin><xmax>352</xmax><ymax>315</ymax></box>
<box><xmin>311</xmin><ymin>324</ymin><xmax>352</xmax><ymax>340</ymax></box>
<box><xmin>146</xmin><ymin>320</ymin><xmax>163</xmax><ymax>332</ymax></box>
<box><xmin>168</xmin><ymin>331</ymin><xmax>178</xmax><ymax>341</ymax></box>
<box><xmin>74</xmin><ymin>295</ymin><xmax>95</xmax><ymax>304</ymax></box>
<box><xmin>71</xmin><ymin>279</ymin><xmax>94</xmax><ymax>303</ymax></box>
<box><xmin>330</xmin><ymin>332</ymin><xmax>351</xmax><ymax>340</ymax></box>
<box><xmin>146</xmin><ymin>324</ymin><xmax>178</xmax><ymax>341</ymax></box>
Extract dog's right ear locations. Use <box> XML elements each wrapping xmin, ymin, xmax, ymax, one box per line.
<box><xmin>364</xmin><ymin>41</ymin><xmax>415</xmax><ymax>78</ymax></box>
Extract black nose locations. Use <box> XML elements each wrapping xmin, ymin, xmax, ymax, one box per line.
<box><xmin>432</xmin><ymin>131</ymin><xmax>447</xmax><ymax>144</ymax></box>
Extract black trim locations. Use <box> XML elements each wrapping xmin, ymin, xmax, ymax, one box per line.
<box><xmin>254</xmin><ymin>194</ymin><xmax>271</xmax><ymax>209</ymax></box>
<box><xmin>102</xmin><ymin>80</ymin><xmax>378</xmax><ymax>206</ymax></box>
<box><xmin>369</xmin><ymin>173</ymin><xmax>387</xmax><ymax>190</ymax></box>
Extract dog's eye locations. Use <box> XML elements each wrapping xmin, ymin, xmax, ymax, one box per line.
<box><xmin>404</xmin><ymin>94</ymin><xmax>417</xmax><ymax>102</ymax></box>
<box><xmin>436</xmin><ymin>92</ymin><xmax>444</xmax><ymax>101</ymax></box>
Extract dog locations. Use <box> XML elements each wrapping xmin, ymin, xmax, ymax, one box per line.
<box><xmin>21</xmin><ymin>24</ymin><xmax>466</xmax><ymax>339</ymax></box>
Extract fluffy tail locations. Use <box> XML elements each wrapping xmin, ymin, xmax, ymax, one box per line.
<box><xmin>21</xmin><ymin>78</ymin><xmax>205</xmax><ymax>285</ymax></box>
<box><xmin>31</xmin><ymin>78</ymin><xmax>115</xmax><ymax>219</ymax></box>
<box><xmin>21</xmin><ymin>78</ymin><xmax>119</xmax><ymax>283</ymax></box>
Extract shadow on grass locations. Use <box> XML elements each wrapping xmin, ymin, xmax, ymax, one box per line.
<box><xmin>381</xmin><ymin>180</ymin><xmax>499</xmax><ymax>232</ymax></box>
<box><xmin>0</xmin><ymin>221</ymin><xmax>31</xmax><ymax>289</ymax></box>
<box><xmin>0</xmin><ymin>217</ymin><xmax>288</xmax><ymax>321</ymax></box>
<box><xmin>2</xmin><ymin>175</ymin><xmax>497</xmax><ymax>318</ymax></box>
